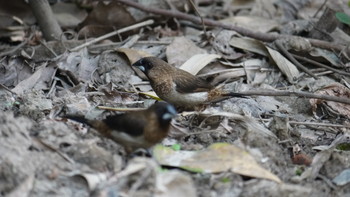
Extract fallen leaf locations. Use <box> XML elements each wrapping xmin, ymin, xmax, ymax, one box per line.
<box><xmin>7</xmin><ymin>174</ymin><xmax>35</xmax><ymax>197</ymax></box>
<box><xmin>332</xmin><ymin>169</ymin><xmax>350</xmax><ymax>186</ymax></box>
<box><xmin>179</xmin><ymin>54</ymin><xmax>221</xmax><ymax>75</ymax></box>
<box><xmin>266</xmin><ymin>47</ymin><xmax>299</xmax><ymax>84</ymax></box>
<box><xmin>71</xmin><ymin>172</ymin><xmax>109</xmax><ymax>191</ymax></box>
<box><xmin>154</xmin><ymin>143</ymin><xmax>281</xmax><ymax>183</ymax></box>
<box><xmin>309</xmin><ymin>83</ymin><xmax>350</xmax><ymax>118</ymax></box>
<box><xmin>117</xmin><ymin>48</ymin><xmax>152</xmax><ymax>64</ymax></box>
<box><xmin>166</xmin><ymin>36</ymin><xmax>207</xmax><ymax>67</ymax></box>
<box><xmin>12</xmin><ymin>66</ymin><xmax>45</xmax><ymax>94</ymax></box>
<box><xmin>155</xmin><ymin>170</ymin><xmax>197</xmax><ymax>197</ymax></box>
<box><xmin>229</xmin><ymin>37</ymin><xmax>268</xmax><ymax>56</ymax></box>
<box><xmin>220</xmin><ymin>16</ymin><xmax>278</xmax><ymax>33</ymax></box>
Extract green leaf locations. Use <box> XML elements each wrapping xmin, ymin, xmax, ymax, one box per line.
<box><xmin>295</xmin><ymin>167</ymin><xmax>304</xmax><ymax>176</ymax></box>
<box><xmin>336</xmin><ymin>143</ymin><xmax>350</xmax><ymax>151</ymax></box>
<box><xmin>171</xmin><ymin>144</ymin><xmax>181</xmax><ymax>151</ymax></box>
<box><xmin>335</xmin><ymin>12</ymin><xmax>350</xmax><ymax>26</ymax></box>
<box><xmin>220</xmin><ymin>177</ymin><xmax>231</xmax><ymax>183</ymax></box>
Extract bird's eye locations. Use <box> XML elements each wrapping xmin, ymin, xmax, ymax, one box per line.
<box><xmin>146</xmin><ymin>62</ymin><xmax>152</xmax><ymax>69</ymax></box>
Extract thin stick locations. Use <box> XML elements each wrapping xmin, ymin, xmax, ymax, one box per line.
<box><xmin>70</xmin><ymin>19</ymin><xmax>154</xmax><ymax>52</ymax></box>
<box><xmin>0</xmin><ymin>83</ymin><xmax>17</xmax><ymax>95</ymax></box>
<box><xmin>97</xmin><ymin>106</ymin><xmax>146</xmax><ymax>111</ymax></box>
<box><xmin>313</xmin><ymin>0</ymin><xmax>328</xmax><ymax>18</ymax></box>
<box><xmin>0</xmin><ymin>33</ymin><xmax>34</xmax><ymax>57</ymax></box>
<box><xmin>188</xmin><ymin>0</ymin><xmax>207</xmax><ymax>34</ymax></box>
<box><xmin>292</xmin><ymin>54</ymin><xmax>350</xmax><ymax>77</ymax></box>
<box><xmin>289</xmin><ymin>121</ymin><xmax>350</xmax><ymax>129</ymax></box>
<box><xmin>33</xmin><ymin>138</ymin><xmax>74</xmax><ymax>164</ymax></box>
<box><xmin>238</xmin><ymin>90</ymin><xmax>350</xmax><ymax>105</ymax></box>
<box><xmin>113</xmin><ymin>0</ymin><xmax>346</xmax><ymax>52</ymax></box>
<box><xmin>275</xmin><ymin>40</ymin><xmax>318</xmax><ymax>79</ymax></box>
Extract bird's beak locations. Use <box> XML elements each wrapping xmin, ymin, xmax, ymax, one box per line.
<box><xmin>162</xmin><ymin>105</ymin><xmax>177</xmax><ymax>120</ymax></box>
<box><xmin>132</xmin><ymin>60</ymin><xmax>145</xmax><ymax>72</ymax></box>
<box><xmin>162</xmin><ymin>113</ymin><xmax>175</xmax><ymax>120</ymax></box>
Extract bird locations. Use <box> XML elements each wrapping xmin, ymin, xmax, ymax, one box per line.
<box><xmin>132</xmin><ymin>56</ymin><xmax>245</xmax><ymax>109</ymax></box>
<box><xmin>64</xmin><ymin>102</ymin><xmax>177</xmax><ymax>153</ymax></box>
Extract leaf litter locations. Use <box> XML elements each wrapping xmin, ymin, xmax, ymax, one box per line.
<box><xmin>0</xmin><ymin>0</ymin><xmax>350</xmax><ymax>196</ymax></box>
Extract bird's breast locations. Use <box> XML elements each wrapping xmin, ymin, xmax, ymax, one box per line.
<box><xmin>163</xmin><ymin>83</ymin><xmax>208</xmax><ymax>106</ymax></box>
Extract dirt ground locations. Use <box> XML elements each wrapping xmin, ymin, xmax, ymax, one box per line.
<box><xmin>1</xmin><ymin>0</ymin><xmax>350</xmax><ymax>197</ymax></box>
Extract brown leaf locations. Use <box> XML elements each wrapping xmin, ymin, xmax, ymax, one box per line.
<box><xmin>310</xmin><ymin>83</ymin><xmax>350</xmax><ymax>118</ymax></box>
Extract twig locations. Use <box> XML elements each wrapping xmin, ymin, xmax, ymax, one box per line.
<box><xmin>0</xmin><ymin>33</ymin><xmax>34</xmax><ymax>57</ymax></box>
<box><xmin>292</xmin><ymin>54</ymin><xmax>350</xmax><ymax>77</ymax></box>
<box><xmin>28</xmin><ymin>0</ymin><xmax>64</xmax><ymax>41</ymax></box>
<box><xmin>188</xmin><ymin>0</ymin><xmax>207</xmax><ymax>34</ymax></box>
<box><xmin>70</xmin><ymin>19</ymin><xmax>154</xmax><ymax>52</ymax></box>
<box><xmin>113</xmin><ymin>0</ymin><xmax>347</xmax><ymax>53</ymax></box>
<box><xmin>238</xmin><ymin>90</ymin><xmax>350</xmax><ymax>105</ymax></box>
<box><xmin>315</xmin><ymin>70</ymin><xmax>334</xmax><ymax>76</ymax></box>
<box><xmin>97</xmin><ymin>106</ymin><xmax>146</xmax><ymax>111</ymax></box>
<box><xmin>317</xmin><ymin>174</ymin><xmax>337</xmax><ymax>190</ymax></box>
<box><xmin>275</xmin><ymin>40</ymin><xmax>318</xmax><ymax>79</ymax></box>
<box><xmin>33</xmin><ymin>137</ymin><xmax>74</xmax><ymax>164</ymax></box>
<box><xmin>313</xmin><ymin>0</ymin><xmax>328</xmax><ymax>18</ymax></box>
<box><xmin>0</xmin><ymin>83</ymin><xmax>17</xmax><ymax>95</ymax></box>
<box><xmin>39</xmin><ymin>40</ymin><xmax>58</xmax><ymax>57</ymax></box>
<box><xmin>289</xmin><ymin>121</ymin><xmax>350</xmax><ymax>129</ymax></box>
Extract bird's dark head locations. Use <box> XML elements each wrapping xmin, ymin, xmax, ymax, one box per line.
<box><xmin>149</xmin><ymin>102</ymin><xmax>177</xmax><ymax>127</ymax></box>
<box><xmin>132</xmin><ymin>57</ymin><xmax>165</xmax><ymax>75</ymax></box>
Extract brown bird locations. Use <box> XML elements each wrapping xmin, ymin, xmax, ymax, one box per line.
<box><xmin>65</xmin><ymin>102</ymin><xmax>176</xmax><ymax>153</ymax></box>
<box><xmin>132</xmin><ymin>57</ymin><xmax>245</xmax><ymax>109</ymax></box>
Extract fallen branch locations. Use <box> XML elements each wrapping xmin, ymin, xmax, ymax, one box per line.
<box><xmin>239</xmin><ymin>90</ymin><xmax>350</xmax><ymax>105</ymax></box>
<box><xmin>70</xmin><ymin>19</ymin><xmax>154</xmax><ymax>52</ymax></box>
<box><xmin>113</xmin><ymin>0</ymin><xmax>347</xmax><ymax>53</ymax></box>
<box><xmin>275</xmin><ymin>40</ymin><xmax>318</xmax><ymax>79</ymax></box>
<box><xmin>292</xmin><ymin>54</ymin><xmax>350</xmax><ymax>77</ymax></box>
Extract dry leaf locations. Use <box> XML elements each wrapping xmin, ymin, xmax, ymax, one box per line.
<box><xmin>220</xmin><ymin>16</ymin><xmax>278</xmax><ymax>33</ymax></box>
<box><xmin>116</xmin><ymin>48</ymin><xmax>152</xmax><ymax>64</ymax></box>
<box><xmin>179</xmin><ymin>54</ymin><xmax>221</xmax><ymax>75</ymax></box>
<box><xmin>154</xmin><ymin>143</ymin><xmax>281</xmax><ymax>183</ymax></box>
<box><xmin>229</xmin><ymin>37</ymin><xmax>268</xmax><ymax>56</ymax></box>
<box><xmin>166</xmin><ymin>37</ymin><xmax>207</xmax><ymax>67</ymax></box>
<box><xmin>71</xmin><ymin>173</ymin><xmax>109</xmax><ymax>191</ymax></box>
<box><xmin>7</xmin><ymin>174</ymin><xmax>35</xmax><ymax>197</ymax></box>
<box><xmin>12</xmin><ymin>66</ymin><xmax>45</xmax><ymax>95</ymax></box>
<box><xmin>155</xmin><ymin>171</ymin><xmax>197</xmax><ymax>197</ymax></box>
<box><xmin>310</xmin><ymin>83</ymin><xmax>350</xmax><ymax>118</ymax></box>
<box><xmin>266</xmin><ymin>47</ymin><xmax>299</xmax><ymax>84</ymax></box>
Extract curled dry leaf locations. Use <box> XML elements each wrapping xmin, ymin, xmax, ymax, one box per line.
<box><xmin>116</xmin><ymin>48</ymin><xmax>152</xmax><ymax>65</ymax></box>
<box><xmin>179</xmin><ymin>54</ymin><xmax>221</xmax><ymax>75</ymax></box>
<box><xmin>117</xmin><ymin>48</ymin><xmax>153</xmax><ymax>81</ymax></box>
<box><xmin>71</xmin><ymin>173</ymin><xmax>108</xmax><ymax>191</ymax></box>
<box><xmin>309</xmin><ymin>83</ymin><xmax>350</xmax><ymax>118</ymax></box>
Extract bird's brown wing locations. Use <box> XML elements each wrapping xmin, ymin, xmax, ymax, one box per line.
<box><xmin>103</xmin><ymin>112</ymin><xmax>147</xmax><ymax>137</ymax></box>
<box><xmin>174</xmin><ymin>69</ymin><xmax>213</xmax><ymax>93</ymax></box>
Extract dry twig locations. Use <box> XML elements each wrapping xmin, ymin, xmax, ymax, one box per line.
<box><xmin>239</xmin><ymin>90</ymin><xmax>350</xmax><ymax>105</ymax></box>
<box><xmin>275</xmin><ymin>40</ymin><xmax>318</xmax><ymax>79</ymax></box>
<box><xmin>292</xmin><ymin>54</ymin><xmax>350</xmax><ymax>77</ymax></box>
<box><xmin>113</xmin><ymin>0</ymin><xmax>347</xmax><ymax>53</ymax></box>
